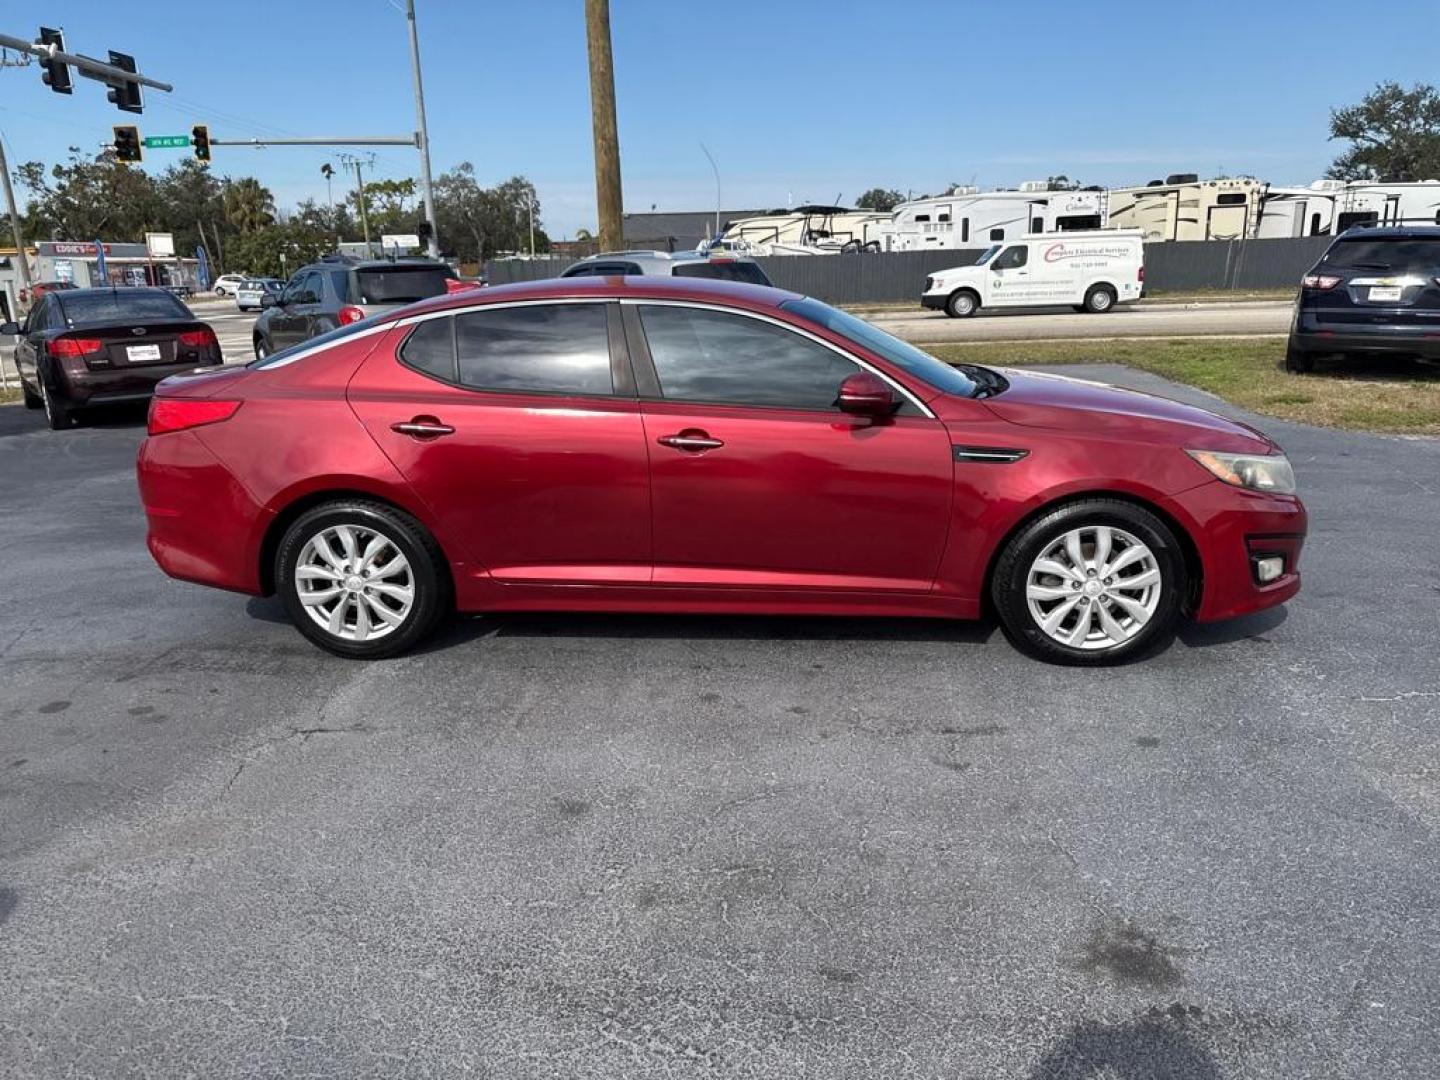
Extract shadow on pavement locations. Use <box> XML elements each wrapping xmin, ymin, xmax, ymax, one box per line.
<box><xmin>1030</xmin><ymin>1010</ymin><xmax>1222</xmax><ymax>1079</ymax></box>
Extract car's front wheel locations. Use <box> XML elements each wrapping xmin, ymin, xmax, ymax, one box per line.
<box><xmin>253</xmin><ymin>336</ymin><xmax>269</xmax><ymax>361</ymax></box>
<box><xmin>276</xmin><ymin>500</ymin><xmax>451</xmax><ymax>659</ymax></box>
<box><xmin>991</xmin><ymin>499</ymin><xmax>1186</xmax><ymax>665</ymax></box>
<box><xmin>946</xmin><ymin>289</ymin><xmax>979</xmax><ymax>318</ymax></box>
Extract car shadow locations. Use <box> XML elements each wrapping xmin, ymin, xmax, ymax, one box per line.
<box><xmin>1303</xmin><ymin>354</ymin><xmax>1440</xmax><ymax>382</ymax></box>
<box><xmin>1029</xmin><ymin>1010</ymin><xmax>1223</xmax><ymax>1079</ymax></box>
<box><xmin>0</xmin><ymin>400</ymin><xmax>147</xmax><ymax>438</ymax></box>
<box><xmin>1176</xmin><ymin>605</ymin><xmax>1287</xmax><ymax>648</ymax></box>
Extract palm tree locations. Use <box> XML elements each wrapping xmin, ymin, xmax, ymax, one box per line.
<box><xmin>223</xmin><ymin>178</ymin><xmax>276</xmax><ymax>233</ymax></box>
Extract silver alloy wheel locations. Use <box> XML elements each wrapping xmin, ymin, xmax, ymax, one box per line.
<box><xmin>951</xmin><ymin>292</ymin><xmax>975</xmax><ymax>315</ymax></box>
<box><xmin>1090</xmin><ymin>288</ymin><xmax>1113</xmax><ymax>311</ymax></box>
<box><xmin>1025</xmin><ymin>525</ymin><xmax>1162</xmax><ymax>651</ymax></box>
<box><xmin>295</xmin><ymin>524</ymin><xmax>415</xmax><ymax>643</ymax></box>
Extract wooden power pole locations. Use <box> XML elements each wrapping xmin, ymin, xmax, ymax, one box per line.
<box><xmin>585</xmin><ymin>0</ymin><xmax>623</xmax><ymax>252</ymax></box>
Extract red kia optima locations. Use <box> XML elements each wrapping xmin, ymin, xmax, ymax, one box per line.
<box><xmin>136</xmin><ymin>276</ymin><xmax>1305</xmax><ymax>665</ymax></box>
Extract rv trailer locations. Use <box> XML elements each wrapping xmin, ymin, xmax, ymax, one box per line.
<box><xmin>1332</xmin><ymin>181</ymin><xmax>1440</xmax><ymax>232</ymax></box>
<box><xmin>1105</xmin><ymin>175</ymin><xmax>1262</xmax><ymax>241</ymax></box>
<box><xmin>709</xmin><ymin>206</ymin><xmax>890</xmax><ymax>255</ymax></box>
<box><xmin>881</xmin><ymin>183</ymin><xmax>1108</xmax><ymax>252</ymax></box>
<box><xmin>1255</xmin><ymin>180</ymin><xmax>1341</xmax><ymax>238</ymax></box>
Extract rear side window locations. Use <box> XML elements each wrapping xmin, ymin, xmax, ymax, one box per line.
<box><xmin>672</xmin><ymin>261</ymin><xmax>772</xmax><ymax>287</ymax></box>
<box><xmin>57</xmin><ymin>289</ymin><xmax>190</xmax><ymax>326</ymax></box>
<box><xmin>353</xmin><ymin>265</ymin><xmax>453</xmax><ymax>304</ymax></box>
<box><xmin>1323</xmin><ymin>237</ymin><xmax>1440</xmax><ymax>274</ymax></box>
<box><xmin>399</xmin><ymin>317</ymin><xmax>456</xmax><ymax>380</ymax></box>
<box><xmin>454</xmin><ymin>303</ymin><xmax>612</xmax><ymax>396</ymax></box>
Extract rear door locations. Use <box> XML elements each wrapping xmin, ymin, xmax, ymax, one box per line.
<box><xmin>347</xmin><ymin>300</ymin><xmax>653</xmax><ymax>584</ymax></box>
<box><xmin>627</xmin><ymin>301</ymin><xmax>953</xmax><ymax>593</ymax></box>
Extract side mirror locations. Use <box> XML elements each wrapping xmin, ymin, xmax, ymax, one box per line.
<box><xmin>260</xmin><ymin>293</ymin><xmax>278</xmax><ymax>309</ymax></box>
<box><xmin>0</xmin><ymin>321</ymin><xmax>20</xmax><ymax>336</ymax></box>
<box><xmin>836</xmin><ymin>371</ymin><xmax>899</xmax><ymax>418</ymax></box>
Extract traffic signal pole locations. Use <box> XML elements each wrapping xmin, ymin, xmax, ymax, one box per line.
<box><xmin>0</xmin><ymin>130</ymin><xmax>35</xmax><ymax>313</ymax></box>
<box><xmin>404</xmin><ymin>0</ymin><xmax>440</xmax><ymax>260</ymax></box>
<box><xmin>0</xmin><ymin>31</ymin><xmax>171</xmax><ymax>94</ymax></box>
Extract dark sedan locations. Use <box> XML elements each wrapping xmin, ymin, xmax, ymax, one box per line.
<box><xmin>4</xmin><ymin>287</ymin><xmax>222</xmax><ymax>429</ymax></box>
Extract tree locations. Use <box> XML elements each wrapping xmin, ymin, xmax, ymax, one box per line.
<box><xmin>225</xmin><ymin>223</ymin><xmax>329</xmax><ymax>279</ymax></box>
<box><xmin>432</xmin><ymin>163</ymin><xmax>548</xmax><ymax>262</ymax></box>
<box><xmin>855</xmin><ymin>187</ymin><xmax>904</xmax><ymax>212</ymax></box>
<box><xmin>154</xmin><ymin>160</ymin><xmax>225</xmax><ymax>262</ymax></box>
<box><xmin>1329</xmin><ymin>82</ymin><xmax>1440</xmax><ymax>181</ymax></box>
<box><xmin>1046</xmin><ymin>175</ymin><xmax>1082</xmax><ymax>190</ymax></box>
<box><xmin>17</xmin><ymin>148</ymin><xmax>165</xmax><ymax>241</ymax></box>
<box><xmin>223</xmin><ymin>177</ymin><xmax>276</xmax><ymax>233</ymax></box>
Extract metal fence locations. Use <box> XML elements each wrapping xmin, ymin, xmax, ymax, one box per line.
<box><xmin>484</xmin><ymin>236</ymin><xmax>1331</xmax><ymax>304</ymax></box>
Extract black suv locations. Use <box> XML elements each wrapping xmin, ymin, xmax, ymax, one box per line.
<box><xmin>1288</xmin><ymin>225</ymin><xmax>1440</xmax><ymax>373</ymax></box>
<box><xmin>252</xmin><ymin>255</ymin><xmax>455</xmax><ymax>360</ymax></box>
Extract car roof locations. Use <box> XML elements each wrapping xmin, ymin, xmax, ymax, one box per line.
<box><xmin>1336</xmin><ymin>224</ymin><xmax>1440</xmax><ymax>240</ymax></box>
<box><xmin>392</xmin><ymin>274</ymin><xmax>801</xmax><ymax>319</ymax></box>
<box><xmin>567</xmin><ymin>249</ymin><xmax>759</xmax><ymax>267</ymax></box>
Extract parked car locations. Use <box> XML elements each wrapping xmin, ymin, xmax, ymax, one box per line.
<box><xmin>251</xmin><ymin>256</ymin><xmax>456</xmax><ymax>359</ymax></box>
<box><xmin>560</xmin><ymin>250</ymin><xmax>772</xmax><ymax>286</ymax></box>
<box><xmin>1287</xmin><ymin>225</ymin><xmax>1440</xmax><ymax>373</ymax></box>
<box><xmin>5</xmin><ymin>286</ymin><xmax>221</xmax><ymax>430</ymax></box>
<box><xmin>137</xmin><ymin>276</ymin><xmax>1305</xmax><ymax>664</ymax></box>
<box><xmin>211</xmin><ymin>274</ymin><xmax>249</xmax><ymax>298</ymax></box>
<box><xmin>19</xmin><ymin>280</ymin><xmax>78</xmax><ymax>305</ymax></box>
<box><xmin>235</xmin><ymin>277</ymin><xmax>283</xmax><ymax>312</ymax></box>
<box><xmin>922</xmin><ymin>230</ymin><xmax>1146</xmax><ymax>318</ymax></box>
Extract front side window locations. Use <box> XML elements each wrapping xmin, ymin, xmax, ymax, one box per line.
<box><xmin>638</xmin><ymin>304</ymin><xmax>859</xmax><ymax>411</ymax></box>
<box><xmin>992</xmin><ymin>245</ymin><xmax>1028</xmax><ymax>270</ymax></box>
<box><xmin>454</xmin><ymin>303</ymin><xmax>612</xmax><ymax>396</ymax></box>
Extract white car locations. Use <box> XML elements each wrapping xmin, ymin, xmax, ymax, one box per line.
<box><xmin>921</xmin><ymin>230</ymin><xmax>1145</xmax><ymax>317</ymax></box>
<box><xmin>235</xmin><ymin>278</ymin><xmax>283</xmax><ymax>312</ymax></box>
<box><xmin>211</xmin><ymin>274</ymin><xmax>249</xmax><ymax>298</ymax></box>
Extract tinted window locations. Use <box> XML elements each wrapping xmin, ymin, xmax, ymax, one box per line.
<box><xmin>672</xmin><ymin>260</ymin><xmax>772</xmax><ymax>287</ymax></box>
<box><xmin>56</xmin><ymin>289</ymin><xmax>189</xmax><ymax>326</ymax></box>
<box><xmin>1215</xmin><ymin>193</ymin><xmax>1247</xmax><ymax>205</ymax></box>
<box><xmin>1323</xmin><ymin>237</ymin><xmax>1440</xmax><ymax>274</ymax></box>
<box><xmin>989</xmin><ymin>228</ymin><xmax>1005</xmax><ymax>241</ymax></box>
<box><xmin>781</xmin><ymin>297</ymin><xmax>977</xmax><ymax>399</ymax></box>
<box><xmin>353</xmin><ymin>265</ymin><xmax>452</xmax><ymax>304</ymax></box>
<box><xmin>400</xmin><ymin>317</ymin><xmax>456</xmax><ymax>380</ymax></box>
<box><xmin>331</xmin><ymin>271</ymin><xmax>350</xmax><ymax>302</ymax></box>
<box><xmin>639</xmin><ymin>304</ymin><xmax>857</xmax><ymax>410</ymax></box>
<box><xmin>455</xmin><ymin>303</ymin><xmax>612</xmax><ymax>395</ymax></box>
<box><xmin>249</xmin><ymin>310</ymin><xmax>392</xmax><ymax>369</ymax></box>
<box><xmin>993</xmin><ymin>245</ymin><xmax>1028</xmax><ymax>270</ymax></box>
<box><xmin>297</xmin><ymin>272</ymin><xmax>323</xmax><ymax>304</ymax></box>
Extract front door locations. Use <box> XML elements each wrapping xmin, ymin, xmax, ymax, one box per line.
<box><xmin>628</xmin><ymin>302</ymin><xmax>953</xmax><ymax>593</ymax></box>
<box><xmin>268</xmin><ymin>272</ymin><xmax>317</xmax><ymax>350</ymax></box>
<box><xmin>347</xmin><ymin>300</ymin><xmax>652</xmax><ymax>584</ymax></box>
<box><xmin>987</xmin><ymin>243</ymin><xmax>1032</xmax><ymax>307</ymax></box>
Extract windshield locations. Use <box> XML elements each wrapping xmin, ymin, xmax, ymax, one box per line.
<box><xmin>249</xmin><ymin>310</ymin><xmax>393</xmax><ymax>369</ymax></box>
<box><xmin>781</xmin><ymin>297</ymin><xmax>979</xmax><ymax>398</ymax></box>
<box><xmin>57</xmin><ymin>289</ymin><xmax>191</xmax><ymax>326</ymax></box>
<box><xmin>1323</xmin><ymin>237</ymin><xmax>1440</xmax><ymax>274</ymax></box>
<box><xmin>975</xmin><ymin>245</ymin><xmax>1002</xmax><ymax>266</ymax></box>
<box><xmin>352</xmin><ymin>265</ymin><xmax>454</xmax><ymax>304</ymax></box>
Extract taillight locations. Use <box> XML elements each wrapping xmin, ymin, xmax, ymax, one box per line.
<box><xmin>177</xmin><ymin>328</ymin><xmax>218</xmax><ymax>349</ymax></box>
<box><xmin>147</xmin><ymin>398</ymin><xmax>242</xmax><ymax>436</ymax></box>
<box><xmin>1302</xmin><ymin>274</ymin><xmax>1342</xmax><ymax>290</ymax></box>
<box><xmin>48</xmin><ymin>337</ymin><xmax>103</xmax><ymax>358</ymax></box>
<box><xmin>1138</xmin><ymin>265</ymin><xmax>1145</xmax><ymax>282</ymax></box>
<box><xmin>337</xmin><ymin>305</ymin><xmax>366</xmax><ymax>325</ymax></box>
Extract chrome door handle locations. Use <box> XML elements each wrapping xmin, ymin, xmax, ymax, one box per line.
<box><xmin>657</xmin><ymin>433</ymin><xmax>724</xmax><ymax>452</ymax></box>
<box><xmin>390</xmin><ymin>419</ymin><xmax>455</xmax><ymax>439</ymax></box>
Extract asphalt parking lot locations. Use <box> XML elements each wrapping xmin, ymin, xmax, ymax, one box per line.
<box><xmin>1</xmin><ymin>366</ymin><xmax>1438</xmax><ymax>1078</ymax></box>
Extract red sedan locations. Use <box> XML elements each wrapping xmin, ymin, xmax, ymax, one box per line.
<box><xmin>136</xmin><ymin>277</ymin><xmax>1305</xmax><ymax>664</ymax></box>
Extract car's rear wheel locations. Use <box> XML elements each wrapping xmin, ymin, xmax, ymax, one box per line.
<box><xmin>1083</xmin><ymin>285</ymin><xmax>1117</xmax><ymax>313</ymax></box>
<box><xmin>1284</xmin><ymin>339</ymin><xmax>1315</xmax><ymax>374</ymax></box>
<box><xmin>276</xmin><ymin>500</ymin><xmax>451</xmax><ymax>659</ymax></box>
<box><xmin>991</xmin><ymin>499</ymin><xmax>1185</xmax><ymax>665</ymax></box>
<box><xmin>946</xmin><ymin>289</ymin><xmax>979</xmax><ymax>318</ymax></box>
<box><xmin>39</xmin><ymin>375</ymin><xmax>73</xmax><ymax>430</ymax></box>
<box><xmin>22</xmin><ymin>380</ymin><xmax>43</xmax><ymax>410</ymax></box>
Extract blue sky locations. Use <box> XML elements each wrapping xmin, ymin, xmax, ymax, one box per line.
<box><xmin>3</xmin><ymin>0</ymin><xmax>1438</xmax><ymax>238</ymax></box>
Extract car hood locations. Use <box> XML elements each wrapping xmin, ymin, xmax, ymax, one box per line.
<box><xmin>979</xmin><ymin>367</ymin><xmax>1276</xmax><ymax>452</ymax></box>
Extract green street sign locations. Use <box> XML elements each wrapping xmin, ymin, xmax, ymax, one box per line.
<box><xmin>142</xmin><ymin>135</ymin><xmax>191</xmax><ymax>149</ymax></box>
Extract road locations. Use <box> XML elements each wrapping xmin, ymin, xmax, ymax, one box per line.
<box><xmin>867</xmin><ymin>300</ymin><xmax>1293</xmax><ymax>343</ymax></box>
<box><xmin>1</xmin><ymin>366</ymin><xmax>1437</xmax><ymax>1078</ymax></box>
<box><xmin>187</xmin><ymin>298</ymin><xmax>1293</xmax><ymax>368</ymax></box>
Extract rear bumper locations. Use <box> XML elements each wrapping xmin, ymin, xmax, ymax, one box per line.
<box><xmin>60</xmin><ymin>359</ymin><xmax>223</xmax><ymax>406</ymax></box>
<box><xmin>1292</xmin><ymin>328</ymin><xmax>1440</xmax><ymax>359</ymax></box>
<box><xmin>137</xmin><ymin>430</ymin><xmax>268</xmax><ymax>595</ymax></box>
<box><xmin>1169</xmin><ymin>482</ymin><xmax>1307</xmax><ymax>623</ymax></box>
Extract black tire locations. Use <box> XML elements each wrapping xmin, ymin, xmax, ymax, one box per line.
<box><xmin>945</xmin><ymin>289</ymin><xmax>979</xmax><ymax>318</ymax></box>
<box><xmin>990</xmin><ymin>498</ymin><xmax>1186</xmax><ymax>666</ymax></box>
<box><xmin>253</xmin><ymin>336</ymin><xmax>269</xmax><ymax>361</ymax></box>
<box><xmin>276</xmin><ymin>499</ymin><xmax>452</xmax><ymax>659</ymax></box>
<box><xmin>1284</xmin><ymin>338</ymin><xmax>1315</xmax><ymax>374</ymax></box>
<box><xmin>1083</xmin><ymin>284</ymin><xmax>1117</xmax><ymax>313</ymax></box>
<box><xmin>39</xmin><ymin>374</ymin><xmax>73</xmax><ymax>430</ymax></box>
<box><xmin>22</xmin><ymin>380</ymin><xmax>43</xmax><ymax>410</ymax></box>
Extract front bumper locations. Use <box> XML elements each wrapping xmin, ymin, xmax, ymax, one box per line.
<box><xmin>921</xmin><ymin>293</ymin><xmax>949</xmax><ymax>311</ymax></box>
<box><xmin>1170</xmin><ymin>481</ymin><xmax>1307</xmax><ymax>623</ymax></box>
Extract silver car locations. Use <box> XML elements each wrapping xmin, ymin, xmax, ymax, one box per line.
<box><xmin>560</xmin><ymin>250</ymin><xmax>772</xmax><ymax>286</ymax></box>
<box><xmin>235</xmin><ymin>278</ymin><xmax>283</xmax><ymax>312</ymax></box>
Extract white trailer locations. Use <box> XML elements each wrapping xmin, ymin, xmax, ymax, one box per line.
<box><xmin>882</xmin><ymin>183</ymin><xmax>1108</xmax><ymax>252</ymax></box>
<box><xmin>1332</xmin><ymin>181</ymin><xmax>1440</xmax><ymax>232</ymax></box>
<box><xmin>710</xmin><ymin>206</ymin><xmax>890</xmax><ymax>255</ymax></box>
<box><xmin>1105</xmin><ymin>176</ymin><xmax>1262</xmax><ymax>241</ymax></box>
<box><xmin>1255</xmin><ymin>180</ymin><xmax>1341</xmax><ymax>238</ymax></box>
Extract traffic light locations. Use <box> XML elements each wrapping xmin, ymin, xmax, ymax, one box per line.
<box><xmin>192</xmin><ymin>124</ymin><xmax>211</xmax><ymax>163</ymax></box>
<box><xmin>105</xmin><ymin>50</ymin><xmax>143</xmax><ymax>114</ymax></box>
<box><xmin>113</xmin><ymin>125</ymin><xmax>142</xmax><ymax>163</ymax></box>
<box><xmin>38</xmin><ymin>27</ymin><xmax>72</xmax><ymax>95</ymax></box>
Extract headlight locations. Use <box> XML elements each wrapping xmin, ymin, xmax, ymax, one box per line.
<box><xmin>1186</xmin><ymin>449</ymin><xmax>1296</xmax><ymax>494</ymax></box>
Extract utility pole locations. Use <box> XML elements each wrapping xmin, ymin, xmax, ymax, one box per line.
<box><xmin>528</xmin><ymin>192</ymin><xmax>535</xmax><ymax>257</ymax></box>
<box><xmin>340</xmin><ymin>153</ymin><xmax>374</xmax><ymax>251</ymax></box>
<box><xmin>584</xmin><ymin>0</ymin><xmax>623</xmax><ymax>252</ymax></box>
<box><xmin>0</xmin><ymin>130</ymin><xmax>34</xmax><ymax>308</ymax></box>
<box><xmin>404</xmin><ymin>0</ymin><xmax>440</xmax><ymax>260</ymax></box>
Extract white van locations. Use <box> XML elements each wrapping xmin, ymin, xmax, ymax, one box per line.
<box><xmin>921</xmin><ymin>230</ymin><xmax>1145</xmax><ymax>317</ymax></box>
